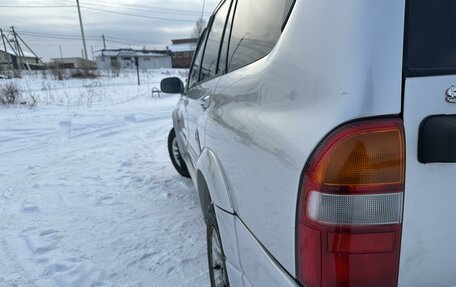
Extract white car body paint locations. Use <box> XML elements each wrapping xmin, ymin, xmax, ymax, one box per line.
<box><xmin>197</xmin><ymin>148</ymin><xmax>233</xmax><ymax>212</ymax></box>
<box><xmin>205</xmin><ymin>0</ymin><xmax>405</xmax><ymax>276</ymax></box>
<box><xmin>168</xmin><ymin>0</ymin><xmax>456</xmax><ymax>286</ymax></box>
<box><xmin>215</xmin><ymin>206</ymin><xmax>298</xmax><ymax>287</ymax></box>
<box><xmin>399</xmin><ymin>76</ymin><xmax>456</xmax><ymax>287</ymax></box>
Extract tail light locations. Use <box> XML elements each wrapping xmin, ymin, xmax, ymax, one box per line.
<box><xmin>297</xmin><ymin>118</ymin><xmax>405</xmax><ymax>287</ymax></box>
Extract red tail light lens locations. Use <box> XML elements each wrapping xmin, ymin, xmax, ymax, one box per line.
<box><xmin>297</xmin><ymin>118</ymin><xmax>405</xmax><ymax>287</ymax></box>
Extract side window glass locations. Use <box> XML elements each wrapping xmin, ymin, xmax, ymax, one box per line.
<box><xmin>188</xmin><ymin>29</ymin><xmax>208</xmax><ymax>88</ymax></box>
<box><xmin>218</xmin><ymin>0</ymin><xmax>235</xmax><ymax>75</ymax></box>
<box><xmin>200</xmin><ymin>1</ymin><xmax>231</xmax><ymax>82</ymax></box>
<box><xmin>228</xmin><ymin>0</ymin><xmax>290</xmax><ymax>72</ymax></box>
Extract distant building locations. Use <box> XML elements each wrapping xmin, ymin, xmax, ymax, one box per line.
<box><xmin>50</xmin><ymin>57</ymin><xmax>96</xmax><ymax>69</ymax></box>
<box><xmin>0</xmin><ymin>47</ymin><xmax>40</xmax><ymax>70</ymax></box>
<box><xmin>94</xmin><ymin>49</ymin><xmax>172</xmax><ymax>70</ymax></box>
<box><xmin>168</xmin><ymin>38</ymin><xmax>197</xmax><ymax>68</ymax></box>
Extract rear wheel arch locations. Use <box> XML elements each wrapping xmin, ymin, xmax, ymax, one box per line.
<box><xmin>197</xmin><ymin>170</ymin><xmax>212</xmax><ymax>223</ymax></box>
<box><xmin>196</xmin><ymin>148</ymin><xmax>234</xmax><ymax>213</ymax></box>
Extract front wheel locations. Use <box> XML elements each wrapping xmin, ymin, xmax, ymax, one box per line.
<box><xmin>167</xmin><ymin>129</ymin><xmax>190</xmax><ymax>178</ymax></box>
<box><xmin>207</xmin><ymin>204</ymin><xmax>230</xmax><ymax>287</ymax></box>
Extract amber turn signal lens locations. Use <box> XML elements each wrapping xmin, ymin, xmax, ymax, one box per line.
<box><xmin>312</xmin><ymin>123</ymin><xmax>404</xmax><ymax>187</ymax></box>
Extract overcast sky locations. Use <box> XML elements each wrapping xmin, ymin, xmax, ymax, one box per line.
<box><xmin>0</xmin><ymin>0</ymin><xmax>219</xmax><ymax>60</ymax></box>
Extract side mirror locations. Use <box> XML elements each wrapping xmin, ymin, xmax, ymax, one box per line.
<box><xmin>161</xmin><ymin>77</ymin><xmax>184</xmax><ymax>94</ymax></box>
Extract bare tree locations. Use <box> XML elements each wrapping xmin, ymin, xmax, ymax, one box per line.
<box><xmin>191</xmin><ymin>17</ymin><xmax>206</xmax><ymax>38</ymax></box>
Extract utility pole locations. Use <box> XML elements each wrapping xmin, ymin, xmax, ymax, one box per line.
<box><xmin>15</xmin><ymin>32</ymin><xmax>45</xmax><ymax>65</ymax></box>
<box><xmin>76</xmin><ymin>0</ymin><xmax>88</xmax><ymax>60</ymax></box>
<box><xmin>3</xmin><ymin>29</ymin><xmax>20</xmax><ymax>71</ymax></box>
<box><xmin>59</xmin><ymin>45</ymin><xmax>63</xmax><ymax>68</ymax></box>
<box><xmin>0</xmin><ymin>29</ymin><xmax>12</xmax><ymax>71</ymax></box>
<box><xmin>201</xmin><ymin>0</ymin><xmax>206</xmax><ymax>19</ymax></box>
<box><xmin>102</xmin><ymin>34</ymin><xmax>106</xmax><ymax>50</ymax></box>
<box><xmin>10</xmin><ymin>26</ymin><xmax>24</xmax><ymax>71</ymax></box>
<box><xmin>134</xmin><ymin>56</ymin><xmax>140</xmax><ymax>86</ymax></box>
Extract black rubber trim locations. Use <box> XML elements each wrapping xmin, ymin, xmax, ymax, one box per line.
<box><xmin>281</xmin><ymin>0</ymin><xmax>297</xmax><ymax>32</ymax></box>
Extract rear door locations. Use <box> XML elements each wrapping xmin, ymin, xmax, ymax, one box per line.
<box><xmin>400</xmin><ymin>1</ymin><xmax>456</xmax><ymax>286</ymax></box>
<box><xmin>183</xmin><ymin>28</ymin><xmax>207</xmax><ymax>166</ymax></box>
<box><xmin>187</xmin><ymin>0</ymin><xmax>232</xmax><ymax>164</ymax></box>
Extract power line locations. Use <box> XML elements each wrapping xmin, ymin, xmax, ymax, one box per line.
<box><xmin>75</xmin><ymin>2</ymin><xmax>210</xmax><ymax>17</ymax></box>
<box><xmin>8</xmin><ymin>29</ymin><xmax>162</xmax><ymax>46</ymax></box>
<box><xmin>61</xmin><ymin>0</ymin><xmax>208</xmax><ymax>15</ymax></box>
<box><xmin>80</xmin><ymin>6</ymin><xmax>197</xmax><ymax>23</ymax></box>
<box><xmin>18</xmin><ymin>30</ymin><xmax>96</xmax><ymax>38</ymax></box>
<box><xmin>0</xmin><ymin>3</ymin><xmax>212</xmax><ymax>17</ymax></box>
<box><xmin>0</xmin><ymin>5</ymin><xmax>75</xmax><ymax>8</ymax></box>
<box><xmin>1</xmin><ymin>3</ymin><xmax>207</xmax><ymax>27</ymax></box>
<box><xmin>10</xmin><ymin>28</ymin><xmax>96</xmax><ymax>39</ymax></box>
<box><xmin>106</xmin><ymin>37</ymin><xmax>166</xmax><ymax>46</ymax></box>
<box><xmin>104</xmin><ymin>39</ymin><xmax>146</xmax><ymax>46</ymax></box>
<box><xmin>16</xmin><ymin>31</ymin><xmax>99</xmax><ymax>41</ymax></box>
<box><xmin>25</xmin><ymin>42</ymin><xmax>90</xmax><ymax>47</ymax></box>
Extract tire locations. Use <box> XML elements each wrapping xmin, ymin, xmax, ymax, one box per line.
<box><xmin>207</xmin><ymin>204</ymin><xmax>230</xmax><ymax>287</ymax></box>
<box><xmin>167</xmin><ymin>129</ymin><xmax>190</xmax><ymax>178</ymax></box>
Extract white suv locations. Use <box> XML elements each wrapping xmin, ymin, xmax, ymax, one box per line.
<box><xmin>162</xmin><ymin>0</ymin><xmax>456</xmax><ymax>286</ymax></box>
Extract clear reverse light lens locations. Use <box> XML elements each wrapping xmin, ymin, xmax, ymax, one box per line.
<box><xmin>307</xmin><ymin>191</ymin><xmax>403</xmax><ymax>225</ymax></box>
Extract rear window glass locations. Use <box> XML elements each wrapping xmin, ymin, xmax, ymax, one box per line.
<box><xmin>227</xmin><ymin>0</ymin><xmax>291</xmax><ymax>72</ymax></box>
<box><xmin>405</xmin><ymin>0</ymin><xmax>456</xmax><ymax>76</ymax></box>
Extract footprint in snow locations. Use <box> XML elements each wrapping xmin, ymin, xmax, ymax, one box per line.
<box><xmin>39</xmin><ymin>229</ymin><xmax>59</xmax><ymax>236</ymax></box>
<box><xmin>59</xmin><ymin>120</ymin><xmax>72</xmax><ymax>130</ymax></box>
<box><xmin>22</xmin><ymin>201</ymin><xmax>40</xmax><ymax>213</ymax></box>
<box><xmin>120</xmin><ymin>160</ymin><xmax>133</xmax><ymax>167</ymax></box>
<box><xmin>48</xmin><ymin>257</ymin><xmax>108</xmax><ymax>287</ymax></box>
<box><xmin>59</xmin><ymin>120</ymin><xmax>72</xmax><ymax>139</ymax></box>
<box><xmin>23</xmin><ymin>231</ymin><xmax>60</xmax><ymax>255</ymax></box>
<box><xmin>124</xmin><ymin>115</ymin><xmax>137</xmax><ymax>123</ymax></box>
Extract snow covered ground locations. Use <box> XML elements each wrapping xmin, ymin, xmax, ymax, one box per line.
<box><xmin>0</xmin><ymin>70</ymin><xmax>209</xmax><ymax>287</ymax></box>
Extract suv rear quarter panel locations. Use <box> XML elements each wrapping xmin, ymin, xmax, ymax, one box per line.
<box><xmin>204</xmin><ymin>0</ymin><xmax>405</xmax><ymax>276</ymax></box>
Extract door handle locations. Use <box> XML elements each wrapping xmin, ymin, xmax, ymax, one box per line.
<box><xmin>183</xmin><ymin>96</ymin><xmax>189</xmax><ymax>106</ymax></box>
<box><xmin>200</xmin><ymin>95</ymin><xmax>211</xmax><ymax>110</ymax></box>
